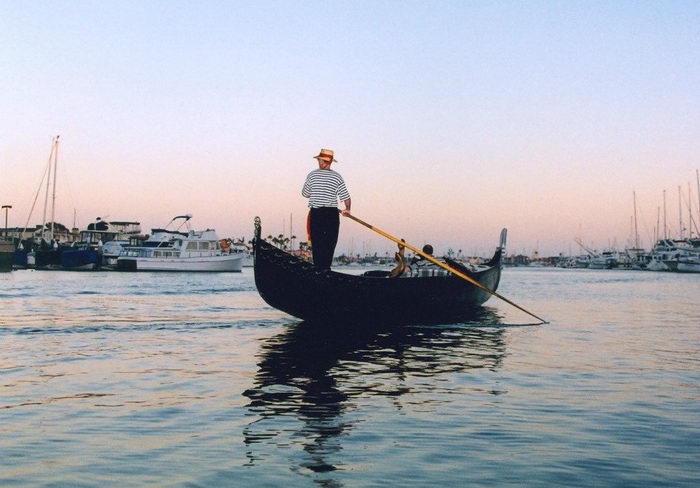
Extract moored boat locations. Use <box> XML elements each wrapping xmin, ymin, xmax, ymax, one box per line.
<box><xmin>231</xmin><ymin>241</ymin><xmax>254</xmax><ymax>267</ymax></box>
<box><xmin>61</xmin><ymin>218</ymin><xmax>142</xmax><ymax>270</ymax></box>
<box><xmin>675</xmin><ymin>256</ymin><xmax>700</xmax><ymax>273</ymax></box>
<box><xmin>0</xmin><ymin>239</ymin><xmax>13</xmax><ymax>271</ymax></box>
<box><xmin>253</xmin><ymin>217</ymin><xmax>505</xmax><ymax>324</ymax></box>
<box><xmin>116</xmin><ymin>215</ymin><xmax>243</xmax><ymax>272</ymax></box>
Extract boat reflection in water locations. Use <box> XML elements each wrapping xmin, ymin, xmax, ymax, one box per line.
<box><xmin>243</xmin><ymin>308</ymin><xmax>507</xmax><ymax>477</ymax></box>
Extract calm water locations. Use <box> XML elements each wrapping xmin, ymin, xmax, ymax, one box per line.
<box><xmin>1</xmin><ymin>267</ymin><xmax>698</xmax><ymax>487</ymax></box>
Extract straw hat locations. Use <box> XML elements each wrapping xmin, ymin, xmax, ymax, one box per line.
<box><xmin>313</xmin><ymin>148</ymin><xmax>337</xmax><ymax>163</ymax></box>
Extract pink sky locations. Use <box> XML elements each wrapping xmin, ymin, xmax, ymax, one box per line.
<box><xmin>2</xmin><ymin>2</ymin><xmax>699</xmax><ymax>256</ymax></box>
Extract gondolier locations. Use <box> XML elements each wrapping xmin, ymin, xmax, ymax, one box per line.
<box><xmin>302</xmin><ymin>148</ymin><xmax>351</xmax><ymax>269</ymax></box>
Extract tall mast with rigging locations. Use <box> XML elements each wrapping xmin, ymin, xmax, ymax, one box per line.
<box><xmin>696</xmin><ymin>169</ymin><xmax>700</xmax><ymax>221</ymax></box>
<box><xmin>40</xmin><ymin>137</ymin><xmax>57</xmax><ymax>241</ymax></box>
<box><xmin>49</xmin><ymin>135</ymin><xmax>59</xmax><ymax>241</ymax></box>
<box><xmin>678</xmin><ymin>185</ymin><xmax>683</xmax><ymax>239</ymax></box>
<box><xmin>633</xmin><ymin>190</ymin><xmax>639</xmax><ymax>249</ymax></box>
<box><xmin>663</xmin><ymin>189</ymin><xmax>667</xmax><ymax>240</ymax></box>
<box><xmin>689</xmin><ymin>182</ymin><xmax>694</xmax><ymax>238</ymax></box>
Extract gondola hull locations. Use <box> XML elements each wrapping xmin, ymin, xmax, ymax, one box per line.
<box><xmin>253</xmin><ymin>219</ymin><xmax>504</xmax><ymax>324</ymax></box>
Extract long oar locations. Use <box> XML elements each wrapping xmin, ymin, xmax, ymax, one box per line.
<box><xmin>344</xmin><ymin>213</ymin><xmax>548</xmax><ymax>324</ymax></box>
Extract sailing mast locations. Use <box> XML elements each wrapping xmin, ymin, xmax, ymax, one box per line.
<box><xmin>678</xmin><ymin>185</ymin><xmax>683</xmax><ymax>239</ymax></box>
<box><xmin>49</xmin><ymin>135</ymin><xmax>59</xmax><ymax>242</ymax></box>
<box><xmin>689</xmin><ymin>182</ymin><xmax>694</xmax><ymax>238</ymax></box>
<box><xmin>655</xmin><ymin>206</ymin><xmax>660</xmax><ymax>244</ymax></box>
<box><xmin>697</xmin><ymin>169</ymin><xmax>700</xmax><ymax>221</ymax></box>
<box><xmin>40</xmin><ymin>137</ymin><xmax>56</xmax><ymax>242</ymax></box>
<box><xmin>633</xmin><ymin>191</ymin><xmax>639</xmax><ymax>249</ymax></box>
<box><xmin>663</xmin><ymin>189</ymin><xmax>667</xmax><ymax>240</ymax></box>
<box><xmin>20</xmin><ymin>138</ymin><xmax>56</xmax><ymax>247</ymax></box>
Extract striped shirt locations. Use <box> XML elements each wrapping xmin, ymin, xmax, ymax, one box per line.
<box><xmin>302</xmin><ymin>169</ymin><xmax>351</xmax><ymax>208</ymax></box>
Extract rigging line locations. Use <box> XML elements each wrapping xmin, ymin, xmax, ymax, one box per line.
<box><xmin>41</xmin><ymin>138</ymin><xmax>55</xmax><ymax>239</ymax></box>
<box><xmin>21</xmin><ymin>137</ymin><xmax>56</xmax><ymax>242</ymax></box>
<box><xmin>680</xmin><ymin>185</ymin><xmax>700</xmax><ymax>236</ymax></box>
<box><xmin>635</xmin><ymin>204</ymin><xmax>654</xmax><ymax>249</ymax></box>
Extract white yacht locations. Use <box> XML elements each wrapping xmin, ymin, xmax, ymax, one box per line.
<box><xmin>116</xmin><ymin>215</ymin><xmax>243</xmax><ymax>272</ymax></box>
<box><xmin>659</xmin><ymin>239</ymin><xmax>700</xmax><ymax>273</ymax></box>
<box><xmin>588</xmin><ymin>251</ymin><xmax>619</xmax><ymax>269</ymax></box>
<box><xmin>673</xmin><ymin>255</ymin><xmax>700</xmax><ymax>273</ymax></box>
<box><xmin>646</xmin><ymin>239</ymin><xmax>691</xmax><ymax>272</ymax></box>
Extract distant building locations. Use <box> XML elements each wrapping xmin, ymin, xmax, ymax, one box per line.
<box><xmin>1</xmin><ymin>222</ymin><xmax>77</xmax><ymax>244</ymax></box>
<box><xmin>504</xmin><ymin>254</ymin><xmax>530</xmax><ymax>266</ymax></box>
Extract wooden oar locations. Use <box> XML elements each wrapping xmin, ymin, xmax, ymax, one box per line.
<box><xmin>344</xmin><ymin>213</ymin><xmax>548</xmax><ymax>324</ymax></box>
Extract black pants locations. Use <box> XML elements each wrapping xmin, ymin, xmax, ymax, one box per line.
<box><xmin>310</xmin><ymin>207</ymin><xmax>339</xmax><ymax>269</ymax></box>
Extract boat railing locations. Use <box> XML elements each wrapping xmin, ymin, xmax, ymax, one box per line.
<box><xmin>119</xmin><ymin>247</ymin><xmax>226</xmax><ymax>259</ymax></box>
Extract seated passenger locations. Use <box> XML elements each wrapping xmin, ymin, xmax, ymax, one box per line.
<box><xmin>406</xmin><ymin>244</ymin><xmax>451</xmax><ymax>277</ymax></box>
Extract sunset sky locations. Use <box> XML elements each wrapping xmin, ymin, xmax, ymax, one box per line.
<box><xmin>2</xmin><ymin>1</ymin><xmax>699</xmax><ymax>257</ymax></box>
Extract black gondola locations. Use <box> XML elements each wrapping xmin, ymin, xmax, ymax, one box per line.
<box><xmin>253</xmin><ymin>217</ymin><xmax>506</xmax><ymax>324</ymax></box>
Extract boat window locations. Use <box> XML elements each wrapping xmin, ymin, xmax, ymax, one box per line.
<box><xmin>186</xmin><ymin>242</ymin><xmax>197</xmax><ymax>250</ymax></box>
<box><xmin>199</xmin><ymin>242</ymin><xmax>209</xmax><ymax>250</ymax></box>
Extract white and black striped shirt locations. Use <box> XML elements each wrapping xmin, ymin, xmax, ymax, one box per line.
<box><xmin>302</xmin><ymin>169</ymin><xmax>351</xmax><ymax>208</ymax></box>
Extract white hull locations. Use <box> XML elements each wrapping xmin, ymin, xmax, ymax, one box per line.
<box><xmin>118</xmin><ymin>254</ymin><xmax>243</xmax><ymax>272</ymax></box>
<box><xmin>102</xmin><ymin>256</ymin><xmax>119</xmax><ymax>269</ymax></box>
<box><xmin>675</xmin><ymin>261</ymin><xmax>700</xmax><ymax>273</ymax></box>
<box><xmin>68</xmin><ymin>263</ymin><xmax>98</xmax><ymax>271</ymax></box>
<box><xmin>646</xmin><ymin>259</ymin><xmax>668</xmax><ymax>272</ymax></box>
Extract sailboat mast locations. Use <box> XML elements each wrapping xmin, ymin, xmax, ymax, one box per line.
<box><xmin>22</xmin><ymin>140</ymin><xmax>54</xmax><ymax>242</ymax></box>
<box><xmin>633</xmin><ymin>191</ymin><xmax>639</xmax><ymax>249</ymax></box>
<box><xmin>678</xmin><ymin>185</ymin><xmax>683</xmax><ymax>239</ymax></box>
<box><xmin>628</xmin><ymin>216</ymin><xmax>633</xmax><ymax>248</ymax></box>
<box><xmin>41</xmin><ymin>137</ymin><xmax>56</xmax><ymax>241</ymax></box>
<box><xmin>689</xmin><ymin>182</ymin><xmax>694</xmax><ymax>238</ymax></box>
<box><xmin>50</xmin><ymin>135</ymin><xmax>59</xmax><ymax>241</ymax></box>
<box><xmin>656</xmin><ymin>206</ymin><xmax>660</xmax><ymax>244</ymax></box>
<box><xmin>697</xmin><ymin>169</ymin><xmax>700</xmax><ymax>220</ymax></box>
<box><xmin>663</xmin><ymin>189</ymin><xmax>667</xmax><ymax>240</ymax></box>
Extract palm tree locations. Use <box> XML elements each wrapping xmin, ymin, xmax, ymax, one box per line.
<box><xmin>272</xmin><ymin>234</ymin><xmax>287</xmax><ymax>250</ymax></box>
